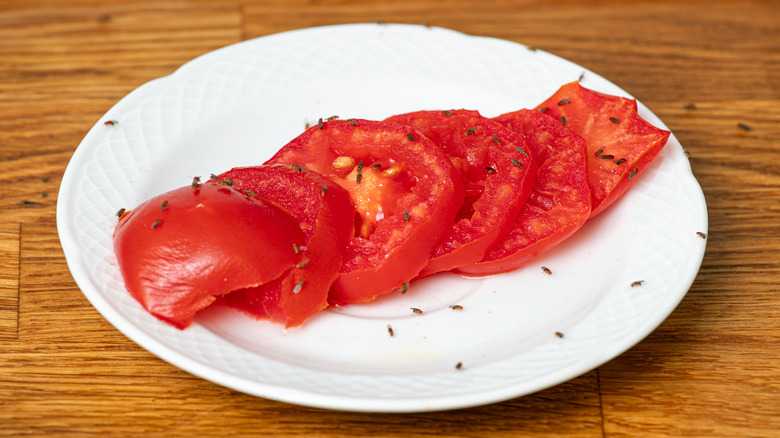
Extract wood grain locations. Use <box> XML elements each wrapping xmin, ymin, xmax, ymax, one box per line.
<box><xmin>1</xmin><ymin>0</ymin><xmax>779</xmax><ymax>436</ymax></box>
<box><xmin>0</xmin><ymin>2</ymin><xmax>241</xmax><ymax>225</ymax></box>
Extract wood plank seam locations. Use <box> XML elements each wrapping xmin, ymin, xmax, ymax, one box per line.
<box><xmin>0</xmin><ymin>222</ymin><xmax>21</xmax><ymax>340</ymax></box>
<box><xmin>15</xmin><ymin>222</ymin><xmax>20</xmax><ymax>340</ymax></box>
<box><xmin>596</xmin><ymin>367</ymin><xmax>606</xmax><ymax>438</ymax></box>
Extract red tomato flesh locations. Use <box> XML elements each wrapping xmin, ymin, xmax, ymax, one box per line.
<box><xmin>385</xmin><ymin>110</ymin><xmax>537</xmax><ymax>276</ymax></box>
<box><xmin>458</xmin><ymin>109</ymin><xmax>591</xmax><ymax>275</ymax></box>
<box><xmin>113</xmin><ymin>182</ymin><xmax>305</xmax><ymax>329</ymax></box>
<box><xmin>266</xmin><ymin>119</ymin><xmax>464</xmax><ymax>304</ymax></box>
<box><xmin>534</xmin><ymin>82</ymin><xmax>671</xmax><ymax>217</ymax></box>
<box><xmin>214</xmin><ymin>164</ymin><xmax>354</xmax><ymax>327</ymax></box>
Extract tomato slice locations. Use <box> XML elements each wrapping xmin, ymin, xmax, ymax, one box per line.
<box><xmin>534</xmin><ymin>82</ymin><xmax>671</xmax><ymax>217</ymax></box>
<box><xmin>458</xmin><ymin>109</ymin><xmax>591</xmax><ymax>275</ymax></box>
<box><xmin>214</xmin><ymin>164</ymin><xmax>354</xmax><ymax>327</ymax></box>
<box><xmin>266</xmin><ymin>119</ymin><xmax>464</xmax><ymax>304</ymax></box>
<box><xmin>385</xmin><ymin>110</ymin><xmax>536</xmax><ymax>276</ymax></box>
<box><xmin>113</xmin><ymin>182</ymin><xmax>305</xmax><ymax>329</ymax></box>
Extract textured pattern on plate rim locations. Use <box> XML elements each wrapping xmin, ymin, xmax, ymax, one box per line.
<box><xmin>57</xmin><ymin>23</ymin><xmax>708</xmax><ymax>413</ymax></box>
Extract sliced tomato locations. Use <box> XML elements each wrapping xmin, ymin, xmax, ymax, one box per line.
<box><xmin>266</xmin><ymin>119</ymin><xmax>464</xmax><ymax>304</ymax></box>
<box><xmin>458</xmin><ymin>109</ymin><xmax>591</xmax><ymax>275</ymax></box>
<box><xmin>534</xmin><ymin>82</ymin><xmax>671</xmax><ymax>217</ymax></box>
<box><xmin>214</xmin><ymin>164</ymin><xmax>354</xmax><ymax>327</ymax></box>
<box><xmin>113</xmin><ymin>182</ymin><xmax>305</xmax><ymax>329</ymax></box>
<box><xmin>385</xmin><ymin>110</ymin><xmax>536</xmax><ymax>276</ymax></box>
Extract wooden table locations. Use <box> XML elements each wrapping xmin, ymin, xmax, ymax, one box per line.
<box><xmin>2</xmin><ymin>0</ymin><xmax>778</xmax><ymax>436</ymax></box>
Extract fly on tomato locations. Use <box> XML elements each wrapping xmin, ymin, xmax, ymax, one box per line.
<box><xmin>113</xmin><ymin>182</ymin><xmax>305</xmax><ymax>329</ymax></box>
<box><xmin>535</xmin><ymin>82</ymin><xmax>671</xmax><ymax>217</ymax></box>
<box><xmin>266</xmin><ymin>119</ymin><xmax>464</xmax><ymax>304</ymax></box>
<box><xmin>458</xmin><ymin>109</ymin><xmax>591</xmax><ymax>275</ymax></box>
<box><xmin>214</xmin><ymin>164</ymin><xmax>354</xmax><ymax>327</ymax></box>
<box><xmin>385</xmin><ymin>109</ymin><xmax>537</xmax><ymax>276</ymax></box>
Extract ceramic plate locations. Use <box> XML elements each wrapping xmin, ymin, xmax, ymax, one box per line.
<box><xmin>57</xmin><ymin>23</ymin><xmax>707</xmax><ymax>412</ymax></box>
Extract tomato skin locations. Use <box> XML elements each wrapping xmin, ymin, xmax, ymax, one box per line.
<box><xmin>266</xmin><ymin>119</ymin><xmax>464</xmax><ymax>304</ymax></box>
<box><xmin>214</xmin><ymin>164</ymin><xmax>354</xmax><ymax>327</ymax></box>
<box><xmin>385</xmin><ymin>110</ymin><xmax>537</xmax><ymax>276</ymax></box>
<box><xmin>113</xmin><ymin>183</ymin><xmax>305</xmax><ymax>329</ymax></box>
<box><xmin>535</xmin><ymin>82</ymin><xmax>671</xmax><ymax>217</ymax></box>
<box><xmin>458</xmin><ymin>109</ymin><xmax>591</xmax><ymax>275</ymax></box>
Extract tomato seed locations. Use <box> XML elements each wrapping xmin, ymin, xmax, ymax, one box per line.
<box><xmin>331</xmin><ymin>156</ymin><xmax>356</xmax><ymax>170</ymax></box>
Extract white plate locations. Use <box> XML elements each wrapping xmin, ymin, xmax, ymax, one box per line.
<box><xmin>57</xmin><ymin>23</ymin><xmax>707</xmax><ymax>412</ymax></box>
